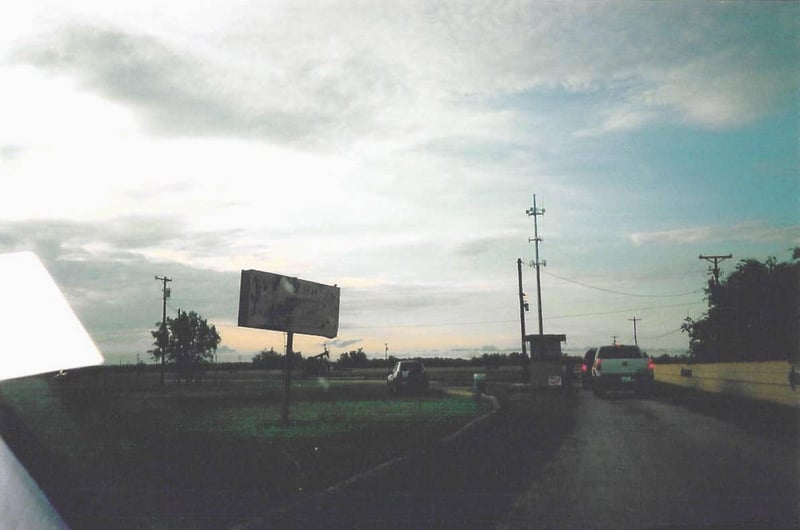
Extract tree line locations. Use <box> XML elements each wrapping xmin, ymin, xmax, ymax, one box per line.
<box><xmin>147</xmin><ymin>247</ymin><xmax>799</xmax><ymax>378</ymax></box>
<box><xmin>251</xmin><ymin>347</ymin><xmax>531</xmax><ymax>370</ymax></box>
<box><xmin>148</xmin><ymin>312</ymin><xmax>531</xmax><ymax>379</ymax></box>
<box><xmin>682</xmin><ymin>248</ymin><xmax>799</xmax><ymax>363</ymax></box>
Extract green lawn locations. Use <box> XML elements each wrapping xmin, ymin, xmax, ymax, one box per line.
<box><xmin>0</xmin><ymin>368</ymin><xmax>491</xmax><ymax>529</ymax></box>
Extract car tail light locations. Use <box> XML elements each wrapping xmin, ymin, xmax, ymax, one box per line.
<box><xmin>647</xmin><ymin>358</ymin><xmax>655</xmax><ymax>371</ymax></box>
<box><xmin>581</xmin><ymin>363</ymin><xmax>588</xmax><ymax>373</ymax></box>
<box><xmin>595</xmin><ymin>359</ymin><xmax>601</xmax><ymax>372</ymax></box>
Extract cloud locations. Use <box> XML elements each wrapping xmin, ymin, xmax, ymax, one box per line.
<box><xmin>14</xmin><ymin>26</ymin><xmax>310</xmax><ymax>142</ymax></box>
<box><xmin>573</xmin><ymin>107</ymin><xmax>657</xmax><ymax>138</ymax></box>
<box><xmin>328</xmin><ymin>338</ymin><xmax>363</xmax><ymax>349</ymax></box>
<box><xmin>630</xmin><ymin>221</ymin><xmax>800</xmax><ymax>247</ymax></box>
<box><xmin>343</xmin><ymin>283</ymin><xmax>467</xmax><ymax>316</ymax></box>
<box><xmin>0</xmin><ymin>216</ymin><xmax>248</xmax><ymax>265</ymax></box>
<box><xmin>11</xmin><ymin>2</ymin><xmax>795</xmax><ymax>149</ymax></box>
<box><xmin>448</xmin><ymin>345</ymin><xmax>511</xmax><ymax>354</ymax></box>
<box><xmin>1</xmin><ymin>145</ymin><xmax>27</xmax><ymax>160</ymax></box>
<box><xmin>11</xmin><ymin>22</ymin><xmax>414</xmax><ymax>148</ymax></box>
<box><xmin>0</xmin><ymin>216</ymin><xmax>243</xmax><ymax>328</ymax></box>
<box><xmin>1</xmin><ymin>1</ymin><xmax>794</xmax><ymax>360</ymax></box>
<box><xmin>0</xmin><ymin>216</ymin><xmax>182</xmax><ymax>258</ymax></box>
<box><xmin>574</xmin><ymin>44</ymin><xmax>797</xmax><ymax>136</ymax></box>
<box><xmin>454</xmin><ymin>232</ymin><xmax>522</xmax><ymax>257</ymax></box>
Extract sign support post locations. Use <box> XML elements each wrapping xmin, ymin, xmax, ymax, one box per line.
<box><xmin>237</xmin><ymin>269</ymin><xmax>340</xmax><ymax>427</ymax></box>
<box><xmin>282</xmin><ymin>332</ymin><xmax>293</xmax><ymax>425</ymax></box>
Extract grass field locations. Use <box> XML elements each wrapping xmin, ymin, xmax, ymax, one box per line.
<box><xmin>0</xmin><ymin>366</ymin><xmax>494</xmax><ymax>529</ymax></box>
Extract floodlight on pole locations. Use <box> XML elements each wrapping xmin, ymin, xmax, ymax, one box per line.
<box><xmin>526</xmin><ymin>195</ymin><xmax>546</xmax><ymax>342</ymax></box>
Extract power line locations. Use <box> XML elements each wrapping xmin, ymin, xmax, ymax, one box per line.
<box><xmin>544</xmin><ymin>300</ymin><xmax>705</xmax><ymax>321</ymax></box>
<box><xmin>341</xmin><ymin>299</ymin><xmax>706</xmax><ymax>331</ymax></box>
<box><xmin>542</xmin><ymin>269</ymin><xmax>701</xmax><ymax>298</ymax></box>
<box><xmin>641</xmin><ymin>327</ymin><xmax>684</xmax><ymax>340</ymax></box>
<box><xmin>344</xmin><ymin>318</ymin><xmax>519</xmax><ymax>330</ymax></box>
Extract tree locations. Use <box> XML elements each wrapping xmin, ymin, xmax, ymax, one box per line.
<box><xmin>149</xmin><ymin>310</ymin><xmax>221</xmax><ymax>381</ymax></box>
<box><xmin>337</xmin><ymin>348</ymin><xmax>368</xmax><ymax>368</ymax></box>
<box><xmin>252</xmin><ymin>347</ymin><xmax>303</xmax><ymax>370</ymax></box>
<box><xmin>252</xmin><ymin>347</ymin><xmax>282</xmax><ymax>369</ymax></box>
<box><xmin>682</xmin><ymin>250</ymin><xmax>799</xmax><ymax>362</ymax></box>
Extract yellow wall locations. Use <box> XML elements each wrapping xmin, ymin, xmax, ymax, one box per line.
<box><xmin>654</xmin><ymin>361</ymin><xmax>800</xmax><ymax>407</ymax></box>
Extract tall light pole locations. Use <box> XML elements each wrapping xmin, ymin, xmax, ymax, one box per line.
<box><xmin>155</xmin><ymin>275</ymin><xmax>172</xmax><ymax>387</ymax></box>
<box><xmin>526</xmin><ymin>195</ymin><xmax>546</xmax><ymax>356</ymax></box>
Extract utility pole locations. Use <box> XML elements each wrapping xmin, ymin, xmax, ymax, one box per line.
<box><xmin>628</xmin><ymin>317</ymin><xmax>642</xmax><ymax>346</ymax></box>
<box><xmin>517</xmin><ymin>258</ymin><xmax>532</xmax><ymax>384</ymax></box>
<box><xmin>517</xmin><ymin>258</ymin><xmax>528</xmax><ymax>357</ymax></box>
<box><xmin>698</xmin><ymin>254</ymin><xmax>731</xmax><ymax>359</ymax></box>
<box><xmin>699</xmin><ymin>254</ymin><xmax>732</xmax><ymax>287</ymax></box>
<box><xmin>385</xmin><ymin>343</ymin><xmax>389</xmax><ymax>361</ymax></box>
<box><xmin>612</xmin><ymin>335</ymin><xmax>619</xmax><ymax>345</ymax></box>
<box><xmin>526</xmin><ymin>195</ymin><xmax>546</xmax><ymax>345</ymax></box>
<box><xmin>155</xmin><ymin>275</ymin><xmax>172</xmax><ymax>387</ymax></box>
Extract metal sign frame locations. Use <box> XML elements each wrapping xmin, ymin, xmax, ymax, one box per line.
<box><xmin>237</xmin><ymin>269</ymin><xmax>340</xmax><ymax>425</ymax></box>
<box><xmin>237</xmin><ymin>269</ymin><xmax>340</xmax><ymax>339</ymax></box>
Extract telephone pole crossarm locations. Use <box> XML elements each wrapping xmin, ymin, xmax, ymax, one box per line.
<box><xmin>698</xmin><ymin>254</ymin><xmax>732</xmax><ymax>286</ymax></box>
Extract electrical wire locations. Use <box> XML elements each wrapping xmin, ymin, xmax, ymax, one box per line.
<box><xmin>342</xmin><ymin>299</ymin><xmax>706</xmax><ymax>330</ymax></box>
<box><xmin>343</xmin><ymin>318</ymin><xmax>519</xmax><ymax>330</ymax></box>
<box><xmin>641</xmin><ymin>327</ymin><xmax>684</xmax><ymax>340</ymax></box>
<box><xmin>542</xmin><ymin>269</ymin><xmax>702</xmax><ymax>298</ymax></box>
<box><xmin>544</xmin><ymin>300</ymin><xmax>705</xmax><ymax>321</ymax></box>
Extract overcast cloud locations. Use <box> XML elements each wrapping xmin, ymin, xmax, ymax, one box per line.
<box><xmin>1</xmin><ymin>1</ymin><xmax>796</xmax><ymax>361</ymax></box>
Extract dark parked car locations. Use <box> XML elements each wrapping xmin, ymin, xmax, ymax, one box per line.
<box><xmin>581</xmin><ymin>347</ymin><xmax>597</xmax><ymax>388</ymax></box>
<box><xmin>387</xmin><ymin>360</ymin><xmax>429</xmax><ymax>394</ymax></box>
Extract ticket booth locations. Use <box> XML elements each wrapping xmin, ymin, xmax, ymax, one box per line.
<box><xmin>526</xmin><ymin>334</ymin><xmax>567</xmax><ymax>387</ymax></box>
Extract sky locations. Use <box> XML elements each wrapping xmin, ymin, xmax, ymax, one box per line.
<box><xmin>1</xmin><ymin>1</ymin><xmax>797</xmax><ymax>363</ymax></box>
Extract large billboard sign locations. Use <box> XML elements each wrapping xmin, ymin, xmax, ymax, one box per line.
<box><xmin>237</xmin><ymin>269</ymin><xmax>340</xmax><ymax>338</ymax></box>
